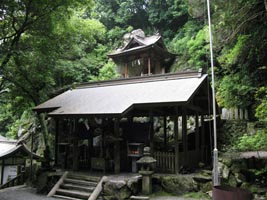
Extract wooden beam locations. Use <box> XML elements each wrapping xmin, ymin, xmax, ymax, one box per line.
<box><xmin>185</xmin><ymin>104</ymin><xmax>205</xmax><ymax>114</ymax></box>
<box><xmin>114</xmin><ymin>117</ymin><xmax>120</xmax><ymax>173</ymax></box>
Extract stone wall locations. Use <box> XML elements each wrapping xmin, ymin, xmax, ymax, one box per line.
<box><xmin>219</xmin><ymin>154</ymin><xmax>267</xmax><ymax>199</ymax></box>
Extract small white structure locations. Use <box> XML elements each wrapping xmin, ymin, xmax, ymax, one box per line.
<box><xmin>0</xmin><ymin>135</ymin><xmax>41</xmax><ymax>185</ymax></box>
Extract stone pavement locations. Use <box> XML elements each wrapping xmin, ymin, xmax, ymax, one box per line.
<box><xmin>150</xmin><ymin>197</ymin><xmax>201</xmax><ymax>200</ymax></box>
<box><xmin>0</xmin><ymin>185</ymin><xmax>58</xmax><ymax>200</ymax></box>
<box><xmin>0</xmin><ymin>185</ymin><xmax>205</xmax><ymax>200</ymax></box>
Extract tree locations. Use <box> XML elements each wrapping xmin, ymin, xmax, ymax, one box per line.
<box><xmin>0</xmin><ymin>0</ymin><xmax>98</xmax><ymax>161</ymax></box>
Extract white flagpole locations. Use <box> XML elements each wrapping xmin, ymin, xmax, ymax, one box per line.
<box><xmin>206</xmin><ymin>0</ymin><xmax>220</xmax><ymax>186</ymax></box>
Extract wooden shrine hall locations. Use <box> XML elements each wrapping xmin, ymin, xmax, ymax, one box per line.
<box><xmin>34</xmin><ymin>30</ymin><xmax>216</xmax><ymax>174</ymax></box>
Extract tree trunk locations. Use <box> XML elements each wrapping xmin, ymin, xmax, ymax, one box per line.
<box><xmin>37</xmin><ymin>113</ymin><xmax>50</xmax><ymax>166</ymax></box>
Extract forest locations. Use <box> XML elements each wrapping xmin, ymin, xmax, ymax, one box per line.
<box><xmin>0</xmin><ymin>0</ymin><xmax>267</xmax><ymax>150</ymax></box>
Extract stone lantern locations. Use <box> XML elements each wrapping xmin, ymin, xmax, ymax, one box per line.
<box><xmin>136</xmin><ymin>147</ymin><xmax>157</xmax><ymax>195</ymax></box>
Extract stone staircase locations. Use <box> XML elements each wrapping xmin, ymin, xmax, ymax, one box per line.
<box><xmin>48</xmin><ymin>172</ymin><xmax>103</xmax><ymax>200</ymax></box>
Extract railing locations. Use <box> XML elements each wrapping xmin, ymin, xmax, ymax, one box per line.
<box><xmin>154</xmin><ymin>151</ymin><xmax>175</xmax><ymax>173</ymax></box>
<box><xmin>0</xmin><ymin>172</ymin><xmax>26</xmax><ymax>189</ymax></box>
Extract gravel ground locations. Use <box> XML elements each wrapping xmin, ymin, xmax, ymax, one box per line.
<box><xmin>0</xmin><ymin>185</ymin><xmax>58</xmax><ymax>200</ymax></box>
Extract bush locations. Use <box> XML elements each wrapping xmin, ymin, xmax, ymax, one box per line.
<box><xmin>235</xmin><ymin>130</ymin><xmax>267</xmax><ymax>151</ymax></box>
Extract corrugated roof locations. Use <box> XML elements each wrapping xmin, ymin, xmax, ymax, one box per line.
<box><xmin>34</xmin><ymin>72</ymin><xmax>209</xmax><ymax>116</ymax></box>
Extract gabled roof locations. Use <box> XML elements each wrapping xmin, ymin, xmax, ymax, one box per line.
<box><xmin>122</xmin><ymin>35</ymin><xmax>162</xmax><ymax>51</ymax></box>
<box><xmin>0</xmin><ymin>135</ymin><xmax>16</xmax><ymax>143</ymax></box>
<box><xmin>0</xmin><ymin>142</ymin><xmax>42</xmax><ymax>160</ymax></box>
<box><xmin>34</xmin><ymin>71</ymin><xmax>213</xmax><ymax>117</ymax></box>
<box><xmin>108</xmin><ymin>34</ymin><xmax>175</xmax><ymax>59</ymax></box>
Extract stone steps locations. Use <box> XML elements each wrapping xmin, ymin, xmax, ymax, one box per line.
<box><xmin>56</xmin><ymin>188</ymin><xmax>91</xmax><ymax>199</ymax></box>
<box><xmin>53</xmin><ymin>194</ymin><xmax>84</xmax><ymax>200</ymax></box>
<box><xmin>64</xmin><ymin>178</ymin><xmax>98</xmax><ymax>187</ymax></box>
<box><xmin>61</xmin><ymin>183</ymin><xmax>95</xmax><ymax>193</ymax></box>
<box><xmin>49</xmin><ymin>172</ymin><xmax>102</xmax><ymax>200</ymax></box>
<box><xmin>130</xmin><ymin>196</ymin><xmax>150</xmax><ymax>200</ymax></box>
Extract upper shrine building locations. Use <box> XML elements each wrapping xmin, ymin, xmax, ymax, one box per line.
<box><xmin>108</xmin><ymin>29</ymin><xmax>176</xmax><ymax>77</ymax></box>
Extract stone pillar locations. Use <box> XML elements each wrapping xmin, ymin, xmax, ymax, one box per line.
<box><xmin>137</xmin><ymin>147</ymin><xmax>156</xmax><ymax>195</ymax></box>
<box><xmin>141</xmin><ymin>171</ymin><xmax>153</xmax><ymax>195</ymax></box>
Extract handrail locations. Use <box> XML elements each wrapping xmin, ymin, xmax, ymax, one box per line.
<box><xmin>47</xmin><ymin>171</ymin><xmax>69</xmax><ymax>197</ymax></box>
<box><xmin>88</xmin><ymin>176</ymin><xmax>107</xmax><ymax>200</ymax></box>
<box><xmin>0</xmin><ymin>172</ymin><xmax>25</xmax><ymax>189</ymax></box>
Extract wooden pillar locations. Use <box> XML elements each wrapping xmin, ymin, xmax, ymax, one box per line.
<box><xmin>72</xmin><ymin>137</ymin><xmax>78</xmax><ymax>171</ymax></box>
<box><xmin>148</xmin><ymin>57</ymin><xmax>151</xmax><ymax>75</ymax></box>
<box><xmin>163</xmin><ymin>116</ymin><xmax>167</xmax><ymax>150</ymax></box>
<box><xmin>149</xmin><ymin>112</ymin><xmax>154</xmax><ymax>153</ymax></box>
<box><xmin>1</xmin><ymin>159</ymin><xmax>5</xmax><ymax>185</ymax></box>
<box><xmin>72</xmin><ymin>119</ymin><xmax>78</xmax><ymax>171</ymax></box>
<box><xmin>195</xmin><ymin>113</ymin><xmax>200</xmax><ymax>151</ymax></box>
<box><xmin>174</xmin><ymin>113</ymin><xmax>179</xmax><ymax>174</ymax></box>
<box><xmin>114</xmin><ymin>117</ymin><xmax>120</xmax><ymax>173</ymax></box>
<box><xmin>88</xmin><ymin>124</ymin><xmax>93</xmax><ymax>168</ymax></box>
<box><xmin>201</xmin><ymin>114</ymin><xmax>205</xmax><ymax>163</ymax></box>
<box><xmin>54</xmin><ymin>118</ymin><xmax>59</xmax><ymax>166</ymax></box>
<box><xmin>125</xmin><ymin>63</ymin><xmax>128</xmax><ymax>78</ymax></box>
<box><xmin>182</xmin><ymin>108</ymin><xmax>187</xmax><ymax>166</ymax></box>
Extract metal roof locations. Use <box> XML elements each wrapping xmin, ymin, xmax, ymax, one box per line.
<box><xmin>34</xmin><ymin>71</ymin><xmax>210</xmax><ymax>117</ymax></box>
<box><xmin>0</xmin><ymin>143</ymin><xmax>42</xmax><ymax>160</ymax></box>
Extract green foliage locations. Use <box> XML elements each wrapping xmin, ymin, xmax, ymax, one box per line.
<box><xmin>183</xmin><ymin>192</ymin><xmax>210</xmax><ymax>199</ymax></box>
<box><xmin>235</xmin><ymin>130</ymin><xmax>267</xmax><ymax>151</ymax></box>
<box><xmin>217</xmin><ymin>72</ymin><xmax>254</xmax><ymax>108</ymax></box>
<box><xmin>94</xmin><ymin>61</ymin><xmax>119</xmax><ymax>81</ymax></box>
<box><xmin>218</xmin><ymin>35</ymin><xmax>250</xmax><ymax>71</ymax></box>
<box><xmin>170</xmin><ymin>22</ymin><xmax>208</xmax><ymax>71</ymax></box>
<box><xmin>255</xmin><ymin>87</ymin><xmax>267</xmax><ymax>121</ymax></box>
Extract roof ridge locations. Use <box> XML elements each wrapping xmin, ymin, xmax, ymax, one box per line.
<box><xmin>76</xmin><ymin>71</ymin><xmax>204</xmax><ymax>89</ymax></box>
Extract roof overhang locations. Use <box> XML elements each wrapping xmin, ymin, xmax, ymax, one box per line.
<box><xmin>0</xmin><ymin>143</ymin><xmax>43</xmax><ymax>160</ymax></box>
